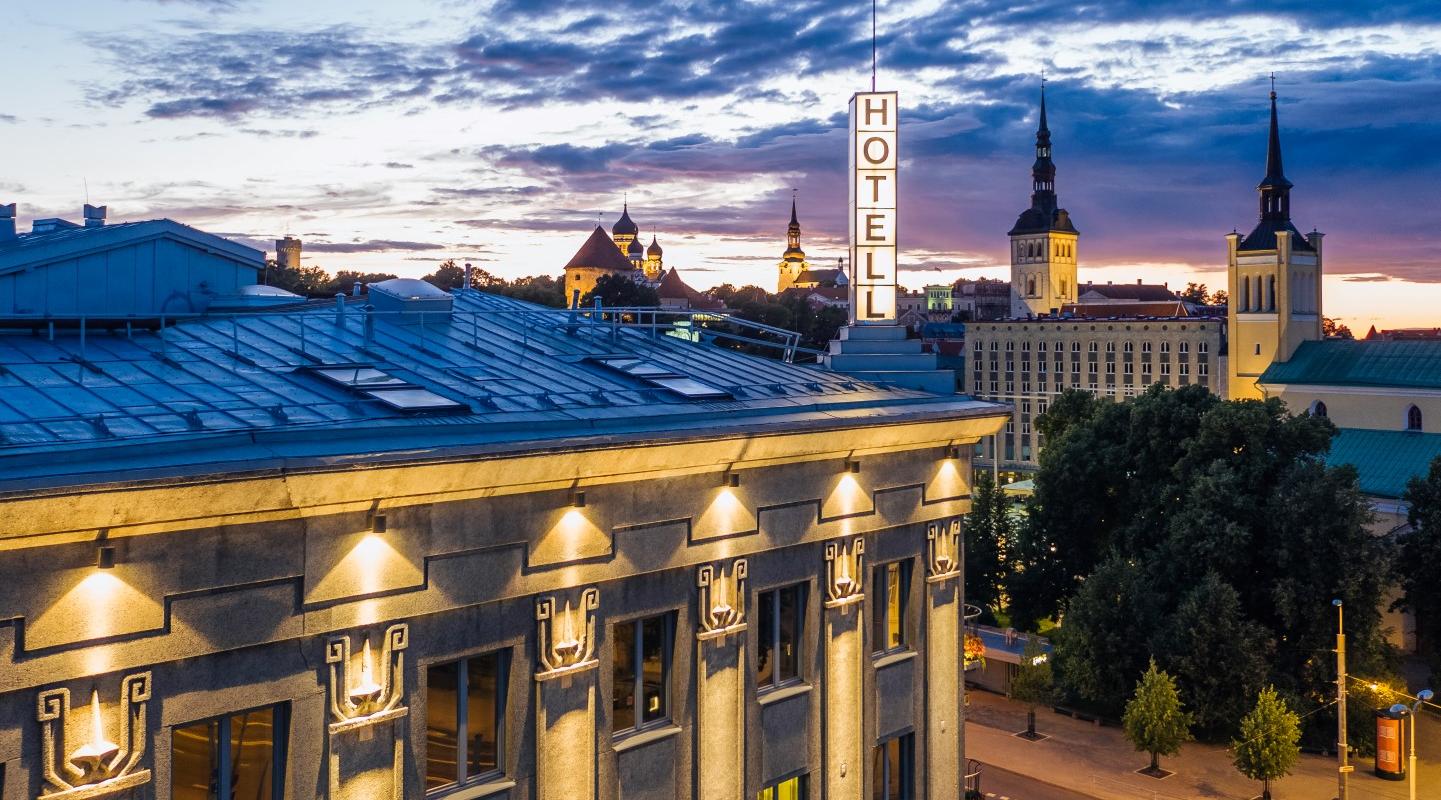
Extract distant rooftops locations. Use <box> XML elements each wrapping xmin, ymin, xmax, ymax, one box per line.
<box><xmin>1259</xmin><ymin>338</ymin><xmax>1441</xmax><ymax>391</ymax></box>
<box><xmin>565</xmin><ymin>225</ymin><xmax>637</xmax><ymax>273</ymax></box>
<box><xmin>1076</xmin><ymin>280</ymin><xmax>1178</xmax><ymax>303</ymax></box>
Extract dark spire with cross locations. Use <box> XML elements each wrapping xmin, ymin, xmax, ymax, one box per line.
<box><xmin>1009</xmin><ymin>75</ymin><xmax>1075</xmax><ymax>235</ymax></box>
<box><xmin>1238</xmin><ymin>76</ymin><xmax>1315</xmax><ymax>252</ymax></box>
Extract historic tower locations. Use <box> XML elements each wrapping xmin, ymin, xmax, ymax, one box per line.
<box><xmin>1008</xmin><ymin>84</ymin><xmax>1078</xmax><ymax>318</ymax></box>
<box><xmin>776</xmin><ymin>199</ymin><xmax>810</xmax><ymax>293</ymax></box>
<box><xmin>1226</xmin><ymin>86</ymin><xmax>1324</xmax><ymax>400</ymax></box>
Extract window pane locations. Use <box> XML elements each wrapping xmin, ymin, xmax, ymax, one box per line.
<box><xmin>871</xmin><ymin>743</ymin><xmax>887</xmax><ymax>800</ymax></box>
<box><xmin>641</xmin><ymin>615</ymin><xmax>668</xmax><ymax>723</ymax></box>
<box><xmin>778</xmin><ymin>586</ymin><xmax>800</xmax><ymax>682</ymax></box>
<box><xmin>778</xmin><ymin>776</ymin><xmax>803</xmax><ymax>800</ymax></box>
<box><xmin>426</xmin><ymin>661</ymin><xmax>460</xmax><ymax>791</ymax></box>
<box><xmin>887</xmin><ymin>564</ymin><xmax>904</xmax><ymax>650</ymax></box>
<box><xmin>613</xmin><ymin>621</ymin><xmax>637</xmax><ymax>731</ymax></box>
<box><xmin>172</xmin><ymin>719</ymin><xmax>220</xmax><ymax>800</ymax></box>
<box><xmin>757</xmin><ymin>590</ymin><xmax>776</xmax><ymax>687</ymax></box>
<box><xmin>467</xmin><ymin>653</ymin><xmax>502</xmax><ymax>776</ymax></box>
<box><xmin>888</xmin><ymin>737</ymin><xmax>902</xmax><ymax>799</ymax></box>
<box><xmin>229</xmin><ymin>707</ymin><xmax>277</xmax><ymax>800</ymax></box>
<box><xmin>871</xmin><ymin>566</ymin><xmax>888</xmax><ymax>652</ymax></box>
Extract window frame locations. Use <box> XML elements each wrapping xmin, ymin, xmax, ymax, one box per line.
<box><xmin>758</xmin><ymin>773</ymin><xmax>809</xmax><ymax>800</ymax></box>
<box><xmin>756</xmin><ymin>583</ymin><xmax>808</xmax><ymax>693</ymax></box>
<box><xmin>871</xmin><ymin>560</ymin><xmax>912</xmax><ymax>656</ymax></box>
<box><xmin>612</xmin><ymin>612</ymin><xmax>676</xmax><ymax>737</ymax></box>
<box><xmin>425</xmin><ymin>650</ymin><xmax>509</xmax><ymax>795</ymax></box>
<box><xmin>872</xmin><ymin>732</ymin><xmax>915</xmax><ymax>799</ymax></box>
<box><xmin>171</xmin><ymin>703</ymin><xmax>290</xmax><ymax>800</ymax></box>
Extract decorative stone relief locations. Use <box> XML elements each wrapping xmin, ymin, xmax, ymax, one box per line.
<box><xmin>926</xmin><ymin>519</ymin><xmax>962</xmax><ymax>583</ymax></box>
<box><xmin>823</xmin><ymin>538</ymin><xmax>865</xmax><ymax>610</ymax></box>
<box><xmin>697</xmin><ymin>558</ymin><xmax>748</xmax><ymax>641</ymax></box>
<box><xmin>36</xmin><ymin>672</ymin><xmax>152</xmax><ymax>800</ymax></box>
<box><xmin>327</xmin><ymin>623</ymin><xmax>409</xmax><ymax>735</ymax></box>
<box><xmin>535</xmin><ymin>587</ymin><xmax>600</xmax><ymax>682</ymax></box>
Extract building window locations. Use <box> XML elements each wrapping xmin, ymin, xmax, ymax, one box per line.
<box><xmin>1160</xmin><ymin>363</ymin><xmax>1171</xmax><ymax>376</ymax></box>
<box><xmin>1088</xmin><ymin>362</ymin><xmax>1098</xmax><ymax>375</ymax></box>
<box><xmin>1311</xmin><ymin>401</ymin><xmax>1328</xmax><ymax>418</ymax></box>
<box><xmin>1199</xmin><ymin>362</ymin><xmax>1209</xmax><ymax>376</ymax></box>
<box><xmin>426</xmin><ymin>652</ymin><xmax>506</xmax><ymax>793</ymax></box>
<box><xmin>990</xmin><ymin>341</ymin><xmax>998</xmax><ymax>351</ymax></box>
<box><xmin>1006</xmin><ymin>341</ymin><xmax>1015</xmax><ymax>351</ymax></box>
<box><xmin>1408</xmin><ymin>405</ymin><xmax>1423</xmax><ymax>431</ymax></box>
<box><xmin>1199</xmin><ymin>341</ymin><xmax>1209</xmax><ymax>354</ymax></box>
<box><xmin>872</xmin><ymin>561</ymin><xmax>911</xmax><ymax>654</ymax></box>
<box><xmin>1160</xmin><ymin>342</ymin><xmax>1170</xmax><ymax>353</ymax></box>
<box><xmin>1038</xmin><ymin>341</ymin><xmax>1048</xmax><ymax>352</ymax></box>
<box><xmin>758</xmin><ymin>775</ymin><xmax>807</xmax><ymax>800</ymax></box>
<box><xmin>1088</xmin><ymin>341</ymin><xmax>1098</xmax><ymax>353</ymax></box>
<box><xmin>1105</xmin><ymin>362</ymin><xmax>1116</xmax><ymax>374</ymax></box>
<box><xmin>757</xmin><ymin>584</ymin><xmax>806</xmax><ymax>691</ymax></box>
<box><xmin>1179</xmin><ymin>363</ymin><xmax>1189</xmax><ymax>376</ymax></box>
<box><xmin>973</xmin><ymin>340</ymin><xmax>983</xmax><ymax>352</ymax></box>
<box><xmin>172</xmin><ymin>705</ymin><xmax>288</xmax><ymax>800</ymax></box>
<box><xmin>614</xmin><ymin>613</ymin><xmax>673</xmax><ymax>734</ymax></box>
<box><xmin>1254</xmin><ymin>343</ymin><xmax>1262</xmax><ymax>355</ymax></box>
<box><xmin>1071</xmin><ymin>341</ymin><xmax>1080</xmax><ymax>352</ymax></box>
<box><xmin>1141</xmin><ymin>342</ymin><xmax>1152</xmax><ymax>353</ymax></box>
<box><xmin>1123</xmin><ymin>362</ymin><xmax>1134</xmax><ymax>375</ymax></box>
<box><xmin>1123</xmin><ymin>341</ymin><xmax>1134</xmax><ymax>353</ymax></box>
<box><xmin>1179</xmin><ymin>342</ymin><xmax>1190</xmax><ymax>354</ymax></box>
<box><xmin>1005</xmin><ymin>360</ymin><xmax>1014</xmax><ymax>372</ymax></box>
<box><xmin>873</xmin><ymin>733</ymin><xmax>915</xmax><ymax>799</ymax></box>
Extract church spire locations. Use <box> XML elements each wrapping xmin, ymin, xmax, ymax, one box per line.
<box><xmin>1257</xmin><ymin>80</ymin><xmax>1293</xmax><ymax>223</ymax></box>
<box><xmin>789</xmin><ymin>197</ymin><xmax>799</xmax><ymax>229</ymax></box>
<box><xmin>1030</xmin><ymin>79</ymin><xmax>1056</xmax><ymax>216</ymax></box>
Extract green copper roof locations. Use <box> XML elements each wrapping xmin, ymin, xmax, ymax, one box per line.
<box><xmin>1327</xmin><ymin>428</ymin><xmax>1441</xmax><ymax>499</ymax></box>
<box><xmin>1260</xmin><ymin>339</ymin><xmax>1441</xmax><ymax>390</ymax></box>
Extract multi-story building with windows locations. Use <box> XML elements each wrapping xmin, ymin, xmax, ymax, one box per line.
<box><xmin>0</xmin><ymin>207</ymin><xmax>1005</xmax><ymax>800</ymax></box>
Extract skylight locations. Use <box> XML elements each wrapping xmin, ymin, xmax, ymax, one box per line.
<box><xmin>590</xmin><ymin>357</ymin><xmax>731</xmax><ymax>400</ymax></box>
<box><xmin>305</xmin><ymin>365</ymin><xmax>464</xmax><ymax>412</ymax></box>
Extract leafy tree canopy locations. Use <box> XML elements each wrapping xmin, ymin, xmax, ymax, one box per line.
<box><xmin>1122</xmin><ymin>659</ymin><xmax>1192</xmax><ymax>771</ymax></box>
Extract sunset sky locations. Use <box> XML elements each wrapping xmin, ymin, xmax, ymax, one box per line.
<box><xmin>5</xmin><ymin>0</ymin><xmax>1440</xmax><ymax>329</ymax></box>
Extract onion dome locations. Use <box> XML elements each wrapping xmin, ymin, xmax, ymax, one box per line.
<box><xmin>612</xmin><ymin>203</ymin><xmax>638</xmax><ymax>236</ymax></box>
<box><xmin>647</xmin><ymin>235</ymin><xmax>662</xmax><ymax>257</ymax></box>
<box><xmin>627</xmin><ymin>236</ymin><xmax>644</xmax><ymax>256</ymax></box>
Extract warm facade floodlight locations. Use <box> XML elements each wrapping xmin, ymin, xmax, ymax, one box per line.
<box><xmin>371</xmin><ymin>514</ymin><xmax>388</xmax><ymax>534</ymax></box>
<box><xmin>947</xmin><ymin>445</ymin><xmax>962</xmax><ymax>460</ymax></box>
<box><xmin>571</xmin><ymin>490</ymin><xmax>586</xmax><ymax>508</ymax></box>
<box><xmin>724</xmin><ymin>472</ymin><xmax>741</xmax><ymax>488</ymax></box>
<box><xmin>96</xmin><ymin>545</ymin><xmax>116</xmax><ymax>570</ymax></box>
<box><xmin>846</xmin><ymin>460</ymin><xmax>861</xmax><ymax>474</ymax></box>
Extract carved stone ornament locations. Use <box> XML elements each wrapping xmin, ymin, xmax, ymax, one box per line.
<box><xmin>36</xmin><ymin>672</ymin><xmax>152</xmax><ymax>800</ymax></box>
<box><xmin>926</xmin><ymin>519</ymin><xmax>962</xmax><ymax>583</ymax></box>
<box><xmin>823</xmin><ymin>538</ymin><xmax>866</xmax><ymax>610</ymax></box>
<box><xmin>326</xmin><ymin>623</ymin><xmax>409</xmax><ymax>735</ymax></box>
<box><xmin>697</xmin><ymin>558</ymin><xmax>748</xmax><ymax>641</ymax></box>
<box><xmin>535</xmin><ymin>587</ymin><xmax>601</xmax><ymax>682</ymax></box>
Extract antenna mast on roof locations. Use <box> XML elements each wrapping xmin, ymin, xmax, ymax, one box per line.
<box><xmin>871</xmin><ymin>0</ymin><xmax>877</xmax><ymax>91</ymax></box>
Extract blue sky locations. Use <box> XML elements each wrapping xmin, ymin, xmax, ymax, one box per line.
<box><xmin>4</xmin><ymin>0</ymin><xmax>1440</xmax><ymax>328</ymax></box>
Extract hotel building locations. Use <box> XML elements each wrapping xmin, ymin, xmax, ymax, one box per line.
<box><xmin>0</xmin><ymin>205</ymin><xmax>1005</xmax><ymax>800</ymax></box>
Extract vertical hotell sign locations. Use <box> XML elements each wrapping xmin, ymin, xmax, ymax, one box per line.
<box><xmin>849</xmin><ymin>91</ymin><xmax>899</xmax><ymax>325</ymax></box>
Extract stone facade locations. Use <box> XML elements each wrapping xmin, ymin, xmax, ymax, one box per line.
<box><xmin>0</xmin><ymin>417</ymin><xmax>999</xmax><ymax>799</ymax></box>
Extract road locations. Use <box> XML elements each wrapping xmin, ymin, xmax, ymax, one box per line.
<box><xmin>970</xmin><ymin>763</ymin><xmax>1096</xmax><ymax>800</ymax></box>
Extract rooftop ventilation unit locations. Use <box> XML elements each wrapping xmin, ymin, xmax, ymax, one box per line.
<box><xmin>367</xmin><ymin>278</ymin><xmax>452</xmax><ymax>321</ymax></box>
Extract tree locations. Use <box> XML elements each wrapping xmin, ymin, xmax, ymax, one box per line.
<box><xmin>1053</xmin><ymin>556</ymin><xmax>1160</xmax><ymax>715</ymax></box>
<box><xmin>319</xmin><ymin>270</ymin><xmax>398</xmax><ymax>297</ymax></box>
<box><xmin>1122</xmin><ymin>659</ymin><xmax>1192</xmax><ymax>775</ymax></box>
<box><xmin>1232</xmin><ymin>686</ymin><xmax>1300</xmax><ymax>800</ymax></box>
<box><xmin>964</xmin><ymin>471</ymin><xmax>1012</xmax><ymax>623</ymax></box>
<box><xmin>1033</xmin><ymin>388</ymin><xmax>1099</xmax><ymax>443</ymax></box>
<box><xmin>1397</xmin><ymin>456</ymin><xmax>1441</xmax><ymax>683</ymax></box>
<box><xmin>1010</xmin><ymin>636</ymin><xmax>1055</xmax><ymax>739</ymax></box>
<box><xmin>1155</xmin><ymin>573</ymin><xmax>1270</xmax><ymax>740</ymax></box>
<box><xmin>1322</xmin><ymin>317</ymin><xmax>1354</xmax><ymax>339</ymax></box>
<box><xmin>1180</xmin><ymin>282</ymin><xmax>1209</xmax><ymax>305</ymax></box>
<box><xmin>579</xmin><ymin>273</ymin><xmax>660</xmax><ymax>309</ymax></box>
<box><xmin>262</xmin><ymin>258</ymin><xmax>330</xmax><ymax>296</ymax></box>
<box><xmin>1209</xmin><ymin>288</ymin><xmax>1228</xmax><ymax>306</ymax></box>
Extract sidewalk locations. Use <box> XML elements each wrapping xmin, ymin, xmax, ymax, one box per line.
<box><xmin>965</xmin><ymin>690</ymin><xmax>1437</xmax><ymax>799</ymax></box>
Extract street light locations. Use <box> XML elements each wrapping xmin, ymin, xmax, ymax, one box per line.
<box><xmin>1389</xmin><ymin>688</ymin><xmax>1435</xmax><ymax>800</ymax></box>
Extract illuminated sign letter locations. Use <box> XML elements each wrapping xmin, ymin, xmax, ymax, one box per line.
<box><xmin>848</xmin><ymin>91</ymin><xmax>898</xmax><ymax>325</ymax></box>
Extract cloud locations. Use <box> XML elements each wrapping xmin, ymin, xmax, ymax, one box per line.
<box><xmin>0</xmin><ymin>114</ymin><xmax>17</xmax><ymax>124</ymax></box>
<box><xmin>238</xmin><ymin>127</ymin><xmax>320</xmax><ymax>138</ymax></box>
<box><xmin>303</xmin><ymin>239</ymin><xmax>448</xmax><ymax>254</ymax></box>
<box><xmin>382</xmin><ymin>162</ymin><xmax>414</xmax><ymax>169</ymax></box>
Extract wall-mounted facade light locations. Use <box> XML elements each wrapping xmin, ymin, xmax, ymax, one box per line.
<box><xmin>845</xmin><ymin>460</ymin><xmax>861</xmax><ymax>474</ymax></box>
<box><xmin>96</xmin><ymin>545</ymin><xmax>116</xmax><ymax>570</ymax></box>
<box><xmin>724</xmin><ymin>472</ymin><xmax>741</xmax><ymax>488</ymax></box>
<box><xmin>371</xmin><ymin>514</ymin><xmax>388</xmax><ymax>534</ymax></box>
<box><xmin>571</xmin><ymin>491</ymin><xmax>587</xmax><ymax>508</ymax></box>
<box><xmin>947</xmin><ymin>445</ymin><xmax>962</xmax><ymax>460</ymax></box>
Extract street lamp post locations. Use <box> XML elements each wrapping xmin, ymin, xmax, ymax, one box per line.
<box><xmin>1334</xmin><ymin>599</ymin><xmax>1349</xmax><ymax>800</ymax></box>
<box><xmin>1390</xmin><ymin>689</ymin><xmax>1435</xmax><ymax>800</ymax></box>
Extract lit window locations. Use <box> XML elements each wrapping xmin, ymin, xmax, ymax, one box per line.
<box><xmin>426</xmin><ymin>652</ymin><xmax>507</xmax><ymax>793</ymax></box>
<box><xmin>758</xmin><ymin>775</ymin><xmax>807</xmax><ymax>800</ymax></box>
<box><xmin>757</xmin><ymin>584</ymin><xmax>806</xmax><ymax>691</ymax></box>
<box><xmin>172</xmin><ymin>705</ymin><xmax>288</xmax><ymax>800</ymax></box>
<box><xmin>872</xmin><ymin>734</ymin><xmax>915</xmax><ymax>799</ymax></box>
<box><xmin>613</xmin><ymin>613</ymin><xmax>673</xmax><ymax>735</ymax></box>
<box><xmin>872</xmin><ymin>561</ymin><xmax>911</xmax><ymax>654</ymax></box>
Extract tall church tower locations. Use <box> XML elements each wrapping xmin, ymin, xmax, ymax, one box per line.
<box><xmin>776</xmin><ymin>199</ymin><xmax>810</xmax><ymax>292</ymax></box>
<box><xmin>1008</xmin><ymin>83</ymin><xmax>1079</xmax><ymax>318</ymax></box>
<box><xmin>1226</xmin><ymin>86</ymin><xmax>1324</xmax><ymax>400</ymax></box>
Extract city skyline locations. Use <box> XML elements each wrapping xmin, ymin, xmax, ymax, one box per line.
<box><xmin>5</xmin><ymin>0</ymin><xmax>1441</xmax><ymax>329</ymax></box>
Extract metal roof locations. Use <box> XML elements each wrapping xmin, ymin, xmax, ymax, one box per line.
<box><xmin>1259</xmin><ymin>339</ymin><xmax>1441</xmax><ymax>390</ymax></box>
<box><xmin>0</xmin><ymin>218</ymin><xmax>264</xmax><ymax>274</ymax></box>
<box><xmin>1327</xmin><ymin>428</ymin><xmax>1441</xmax><ymax>499</ymax></box>
<box><xmin>0</xmin><ymin>290</ymin><xmax>1005</xmax><ymax>488</ymax></box>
